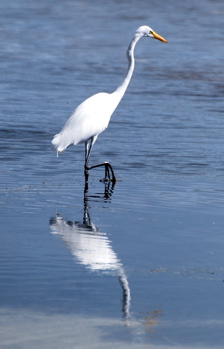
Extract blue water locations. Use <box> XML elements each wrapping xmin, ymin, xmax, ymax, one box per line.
<box><xmin>1</xmin><ymin>0</ymin><xmax>224</xmax><ymax>347</ymax></box>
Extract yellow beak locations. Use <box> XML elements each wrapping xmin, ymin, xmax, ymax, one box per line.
<box><xmin>152</xmin><ymin>31</ymin><xmax>167</xmax><ymax>43</ymax></box>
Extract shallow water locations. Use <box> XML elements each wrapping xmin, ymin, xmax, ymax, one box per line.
<box><xmin>1</xmin><ymin>0</ymin><xmax>224</xmax><ymax>347</ymax></box>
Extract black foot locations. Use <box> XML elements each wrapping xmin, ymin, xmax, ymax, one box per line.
<box><xmin>84</xmin><ymin>161</ymin><xmax>116</xmax><ymax>183</ymax></box>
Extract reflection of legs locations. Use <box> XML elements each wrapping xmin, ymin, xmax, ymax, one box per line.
<box><xmin>104</xmin><ymin>180</ymin><xmax>115</xmax><ymax>200</ymax></box>
<box><xmin>84</xmin><ymin>174</ymin><xmax>115</xmax><ymax>201</ymax></box>
<box><xmin>84</xmin><ymin>137</ymin><xmax>116</xmax><ymax>183</ymax></box>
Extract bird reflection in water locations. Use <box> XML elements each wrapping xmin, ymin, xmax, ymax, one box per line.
<box><xmin>50</xmin><ymin>181</ymin><xmax>131</xmax><ymax>320</ymax></box>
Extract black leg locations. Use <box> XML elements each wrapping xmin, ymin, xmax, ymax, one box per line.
<box><xmin>84</xmin><ymin>166</ymin><xmax>89</xmax><ymax>183</ymax></box>
<box><xmin>86</xmin><ymin>162</ymin><xmax>116</xmax><ymax>183</ymax></box>
<box><xmin>84</xmin><ymin>138</ymin><xmax>116</xmax><ymax>183</ymax></box>
<box><xmin>105</xmin><ymin>162</ymin><xmax>116</xmax><ymax>182</ymax></box>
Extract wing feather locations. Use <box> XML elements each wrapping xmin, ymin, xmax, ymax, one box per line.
<box><xmin>52</xmin><ymin>92</ymin><xmax>119</xmax><ymax>154</ymax></box>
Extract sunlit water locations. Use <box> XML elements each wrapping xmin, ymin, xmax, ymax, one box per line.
<box><xmin>1</xmin><ymin>0</ymin><xmax>224</xmax><ymax>347</ymax></box>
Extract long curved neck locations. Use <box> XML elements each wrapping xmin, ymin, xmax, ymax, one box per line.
<box><xmin>114</xmin><ymin>34</ymin><xmax>141</xmax><ymax>99</ymax></box>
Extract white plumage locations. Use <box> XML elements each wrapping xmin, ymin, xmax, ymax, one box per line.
<box><xmin>52</xmin><ymin>92</ymin><xmax>120</xmax><ymax>155</ymax></box>
<box><xmin>52</xmin><ymin>26</ymin><xmax>167</xmax><ymax>181</ymax></box>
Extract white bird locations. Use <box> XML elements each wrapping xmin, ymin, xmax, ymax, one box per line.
<box><xmin>52</xmin><ymin>26</ymin><xmax>167</xmax><ymax>182</ymax></box>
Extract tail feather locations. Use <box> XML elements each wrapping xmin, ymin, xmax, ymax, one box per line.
<box><xmin>52</xmin><ymin>133</ymin><xmax>63</xmax><ymax>156</ymax></box>
<box><xmin>52</xmin><ymin>129</ymin><xmax>76</xmax><ymax>156</ymax></box>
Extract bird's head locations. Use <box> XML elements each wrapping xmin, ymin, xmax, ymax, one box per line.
<box><xmin>135</xmin><ymin>25</ymin><xmax>167</xmax><ymax>43</ymax></box>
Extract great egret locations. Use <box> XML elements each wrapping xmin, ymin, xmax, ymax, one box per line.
<box><xmin>52</xmin><ymin>26</ymin><xmax>167</xmax><ymax>182</ymax></box>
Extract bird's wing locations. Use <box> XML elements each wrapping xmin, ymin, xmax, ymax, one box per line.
<box><xmin>52</xmin><ymin>92</ymin><xmax>118</xmax><ymax>153</ymax></box>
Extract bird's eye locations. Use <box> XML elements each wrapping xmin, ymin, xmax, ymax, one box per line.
<box><xmin>149</xmin><ymin>30</ymin><xmax>154</xmax><ymax>35</ymax></box>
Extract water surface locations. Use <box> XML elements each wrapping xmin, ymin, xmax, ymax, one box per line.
<box><xmin>1</xmin><ymin>0</ymin><xmax>224</xmax><ymax>347</ymax></box>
